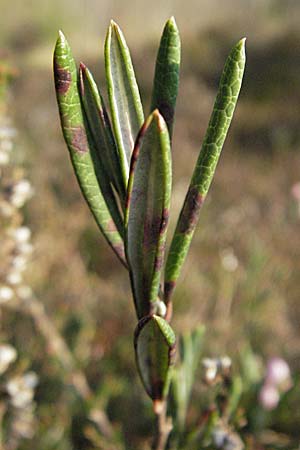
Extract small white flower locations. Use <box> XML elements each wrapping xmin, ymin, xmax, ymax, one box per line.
<box><xmin>6</xmin><ymin>271</ymin><xmax>23</xmax><ymax>285</ymax></box>
<box><xmin>11</xmin><ymin>226</ymin><xmax>31</xmax><ymax>243</ymax></box>
<box><xmin>202</xmin><ymin>358</ymin><xmax>218</xmax><ymax>382</ymax></box>
<box><xmin>0</xmin><ymin>285</ymin><xmax>14</xmax><ymax>303</ymax></box>
<box><xmin>0</xmin><ymin>125</ymin><xmax>16</xmax><ymax>139</ymax></box>
<box><xmin>0</xmin><ymin>150</ymin><xmax>9</xmax><ymax>165</ymax></box>
<box><xmin>0</xmin><ymin>344</ymin><xmax>17</xmax><ymax>375</ymax></box>
<box><xmin>212</xmin><ymin>424</ymin><xmax>244</xmax><ymax>450</ymax></box>
<box><xmin>14</xmin><ymin>180</ymin><xmax>33</xmax><ymax>196</ymax></box>
<box><xmin>212</xmin><ymin>426</ymin><xmax>227</xmax><ymax>447</ymax></box>
<box><xmin>11</xmin><ymin>179</ymin><xmax>33</xmax><ymax>208</ymax></box>
<box><xmin>9</xmin><ymin>388</ymin><xmax>34</xmax><ymax>408</ymax></box>
<box><xmin>220</xmin><ymin>248</ymin><xmax>239</xmax><ymax>272</ymax></box>
<box><xmin>219</xmin><ymin>355</ymin><xmax>232</xmax><ymax>371</ymax></box>
<box><xmin>6</xmin><ymin>372</ymin><xmax>38</xmax><ymax>408</ymax></box>
<box><xmin>23</xmin><ymin>371</ymin><xmax>39</xmax><ymax>389</ymax></box>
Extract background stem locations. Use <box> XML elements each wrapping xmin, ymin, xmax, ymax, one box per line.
<box><xmin>152</xmin><ymin>402</ymin><xmax>173</xmax><ymax>450</ymax></box>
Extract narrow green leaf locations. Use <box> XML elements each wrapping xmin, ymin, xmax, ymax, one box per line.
<box><xmin>79</xmin><ymin>63</ymin><xmax>127</xmax><ymax>206</ymax></box>
<box><xmin>134</xmin><ymin>314</ymin><xmax>176</xmax><ymax>407</ymax></box>
<box><xmin>151</xmin><ymin>16</ymin><xmax>181</xmax><ymax>139</ymax></box>
<box><xmin>171</xmin><ymin>326</ymin><xmax>205</xmax><ymax>429</ymax></box>
<box><xmin>164</xmin><ymin>38</ymin><xmax>246</xmax><ymax>302</ymax></box>
<box><xmin>227</xmin><ymin>375</ymin><xmax>243</xmax><ymax>419</ymax></box>
<box><xmin>77</xmin><ymin>65</ymin><xmax>124</xmax><ymax>238</ymax></box>
<box><xmin>125</xmin><ymin>110</ymin><xmax>172</xmax><ymax>319</ymax></box>
<box><xmin>105</xmin><ymin>20</ymin><xmax>144</xmax><ymax>182</ymax></box>
<box><xmin>53</xmin><ymin>31</ymin><xmax>126</xmax><ymax>266</ymax></box>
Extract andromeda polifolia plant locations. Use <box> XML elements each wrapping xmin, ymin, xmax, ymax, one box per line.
<box><xmin>53</xmin><ymin>17</ymin><xmax>246</xmax><ymax>447</ymax></box>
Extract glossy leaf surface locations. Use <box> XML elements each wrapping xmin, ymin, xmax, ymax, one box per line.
<box><xmin>134</xmin><ymin>314</ymin><xmax>176</xmax><ymax>404</ymax></box>
<box><xmin>105</xmin><ymin>21</ymin><xmax>144</xmax><ymax>182</ymax></box>
<box><xmin>125</xmin><ymin>110</ymin><xmax>171</xmax><ymax>319</ymax></box>
<box><xmin>150</xmin><ymin>16</ymin><xmax>181</xmax><ymax>140</ymax></box>
<box><xmin>164</xmin><ymin>38</ymin><xmax>246</xmax><ymax>303</ymax></box>
<box><xmin>78</xmin><ymin>64</ymin><xmax>124</xmax><ymax>235</ymax></box>
<box><xmin>79</xmin><ymin>63</ymin><xmax>126</xmax><ymax>206</ymax></box>
<box><xmin>53</xmin><ymin>31</ymin><xmax>126</xmax><ymax>265</ymax></box>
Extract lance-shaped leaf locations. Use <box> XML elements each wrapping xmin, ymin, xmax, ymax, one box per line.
<box><xmin>134</xmin><ymin>314</ymin><xmax>176</xmax><ymax>409</ymax></box>
<box><xmin>76</xmin><ymin>66</ymin><xmax>124</xmax><ymax>238</ymax></box>
<box><xmin>171</xmin><ymin>326</ymin><xmax>205</xmax><ymax>430</ymax></box>
<box><xmin>79</xmin><ymin>63</ymin><xmax>127</xmax><ymax>206</ymax></box>
<box><xmin>164</xmin><ymin>38</ymin><xmax>246</xmax><ymax>303</ymax></box>
<box><xmin>125</xmin><ymin>110</ymin><xmax>172</xmax><ymax>319</ymax></box>
<box><xmin>105</xmin><ymin>20</ymin><xmax>144</xmax><ymax>182</ymax></box>
<box><xmin>150</xmin><ymin>16</ymin><xmax>181</xmax><ymax>140</ymax></box>
<box><xmin>53</xmin><ymin>31</ymin><xmax>126</xmax><ymax>266</ymax></box>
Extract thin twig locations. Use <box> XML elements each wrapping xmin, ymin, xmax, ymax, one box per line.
<box><xmin>152</xmin><ymin>401</ymin><xmax>173</xmax><ymax>450</ymax></box>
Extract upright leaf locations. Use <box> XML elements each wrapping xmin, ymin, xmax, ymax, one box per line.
<box><xmin>79</xmin><ymin>63</ymin><xmax>127</xmax><ymax>206</ymax></box>
<box><xmin>171</xmin><ymin>326</ymin><xmax>205</xmax><ymax>430</ymax></box>
<box><xmin>134</xmin><ymin>314</ymin><xmax>176</xmax><ymax>409</ymax></box>
<box><xmin>53</xmin><ymin>31</ymin><xmax>126</xmax><ymax>266</ymax></box>
<box><xmin>125</xmin><ymin>110</ymin><xmax>171</xmax><ymax>319</ymax></box>
<box><xmin>164</xmin><ymin>38</ymin><xmax>246</xmax><ymax>303</ymax></box>
<box><xmin>151</xmin><ymin>16</ymin><xmax>181</xmax><ymax>140</ymax></box>
<box><xmin>105</xmin><ymin>20</ymin><xmax>144</xmax><ymax>182</ymax></box>
<box><xmin>76</xmin><ymin>66</ymin><xmax>124</xmax><ymax>237</ymax></box>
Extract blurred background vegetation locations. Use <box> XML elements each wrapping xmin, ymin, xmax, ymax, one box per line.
<box><xmin>1</xmin><ymin>0</ymin><xmax>300</xmax><ymax>448</ymax></box>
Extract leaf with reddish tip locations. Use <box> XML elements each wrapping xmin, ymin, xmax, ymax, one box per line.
<box><xmin>151</xmin><ymin>16</ymin><xmax>181</xmax><ymax>140</ymax></box>
<box><xmin>134</xmin><ymin>315</ymin><xmax>176</xmax><ymax>405</ymax></box>
<box><xmin>53</xmin><ymin>31</ymin><xmax>126</xmax><ymax>266</ymax></box>
<box><xmin>164</xmin><ymin>38</ymin><xmax>246</xmax><ymax>303</ymax></box>
<box><xmin>105</xmin><ymin>20</ymin><xmax>144</xmax><ymax>182</ymax></box>
<box><xmin>125</xmin><ymin>110</ymin><xmax>172</xmax><ymax>319</ymax></box>
<box><xmin>79</xmin><ymin>63</ymin><xmax>127</xmax><ymax>207</ymax></box>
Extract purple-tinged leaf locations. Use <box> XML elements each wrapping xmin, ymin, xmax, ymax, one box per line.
<box><xmin>134</xmin><ymin>314</ymin><xmax>176</xmax><ymax>407</ymax></box>
<box><xmin>164</xmin><ymin>38</ymin><xmax>246</xmax><ymax>304</ymax></box>
<box><xmin>125</xmin><ymin>110</ymin><xmax>171</xmax><ymax>319</ymax></box>
<box><xmin>151</xmin><ymin>16</ymin><xmax>181</xmax><ymax>140</ymax></box>
<box><xmin>53</xmin><ymin>31</ymin><xmax>126</xmax><ymax>266</ymax></box>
